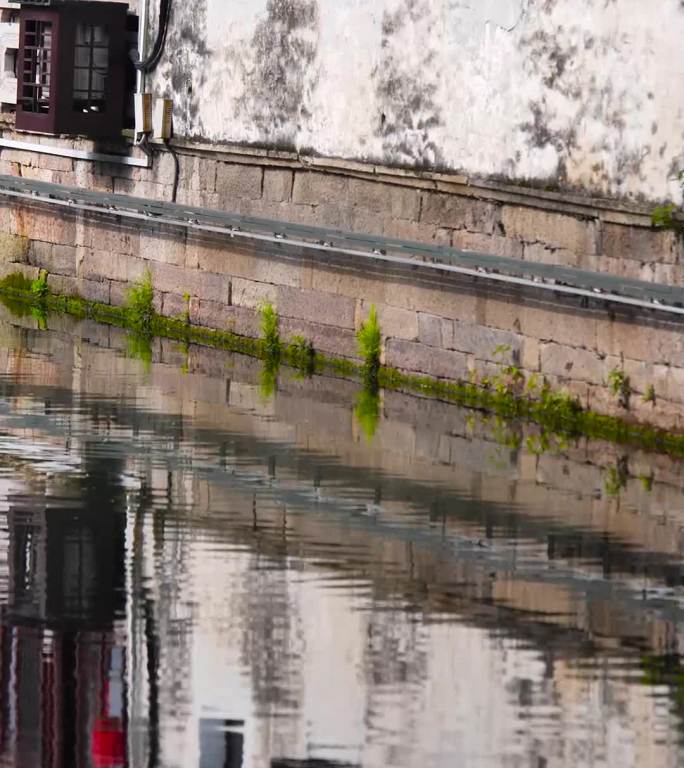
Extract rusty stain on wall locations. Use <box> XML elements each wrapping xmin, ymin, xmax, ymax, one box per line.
<box><xmin>149</xmin><ymin>0</ymin><xmax>684</xmax><ymax>204</ymax></box>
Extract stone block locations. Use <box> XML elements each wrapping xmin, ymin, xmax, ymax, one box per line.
<box><xmin>20</xmin><ymin>167</ymin><xmax>67</xmax><ymax>185</ymax></box>
<box><xmin>540</xmin><ymin>343</ymin><xmax>606</xmax><ymax>384</ymax></box>
<box><xmin>386</xmin><ymin>339</ymin><xmax>468</xmax><ymax>380</ymax></box>
<box><xmin>0</xmin><ymin>160</ymin><xmax>21</xmax><ymax>177</ymax></box>
<box><xmin>522</xmin><ymin>337</ymin><xmax>541</xmax><ymax>371</ymax></box>
<box><xmin>16</xmin><ymin>208</ymin><xmax>77</xmax><ymax>247</ymax></box>
<box><xmin>146</xmin><ymin>151</ymin><xmax>178</xmax><ymax>187</ymax></box>
<box><xmin>161</xmin><ymin>292</ymin><xmax>189</xmax><ymax>319</ymax></box>
<box><xmin>501</xmin><ymin>205</ymin><xmax>598</xmax><ymax>255</ymax></box>
<box><xmin>0</xmin><ymin>149</ymin><xmax>36</xmax><ymax>166</ymax></box>
<box><xmin>389</xmin><ymin>186</ymin><xmax>421</xmax><ymax>221</ymax></box>
<box><xmin>175</xmin><ymin>187</ymin><xmax>220</xmax><ymax>210</ymax></box>
<box><xmin>309</xmin><ymin>201</ymin><xmax>354</xmax><ymax>231</ymax></box>
<box><xmin>518</xmin><ymin>303</ymin><xmax>599</xmax><ymax>349</ymax></box>
<box><xmin>113</xmin><ymin>177</ymin><xmax>167</xmax><ymax>201</ymax></box>
<box><xmin>421</xmin><ymin>193</ymin><xmax>499</xmax><ymax>234</ymax></box>
<box><xmin>29</xmin><ymin>242</ymin><xmax>77</xmax><ymax>276</ymax></box>
<box><xmin>349</xmin><ymin>205</ymin><xmax>384</xmax><ymax>237</ymax></box>
<box><xmin>347</xmin><ymin>178</ymin><xmax>393</xmax><ymax>214</ymax></box>
<box><xmin>650</xmin><ymin>364</ymin><xmax>684</xmax><ymax>406</ymax></box>
<box><xmin>231</xmin><ymin>277</ymin><xmax>278</xmax><ymax>309</ymax></box>
<box><xmin>139</xmin><ymin>229</ymin><xmax>187</xmax><ymax>267</ymax></box>
<box><xmin>80</xmin><ymin>250</ymin><xmax>143</xmax><ymax>283</ymax></box>
<box><xmin>596</xmin><ymin>318</ymin><xmax>684</xmax><ymax>367</ymax></box>
<box><xmin>609</xmin><ymin>357</ymin><xmax>658</xmax><ymax>398</ymax></box>
<box><xmin>417</xmin><ymin>313</ymin><xmax>453</xmax><ymax>348</ymax></box>
<box><xmin>292</xmin><ymin>171</ymin><xmax>349</xmax><ymax>206</ymax></box>
<box><xmin>110</xmin><ymin>280</ymin><xmax>133</xmax><ymax>308</ymax></box>
<box><xmin>188</xmin><ymin>239</ymin><xmax>306</xmax><ymax>288</ymax></box>
<box><xmin>358</xmin><ymin>300</ymin><xmax>418</xmax><ymax>342</ymax></box>
<box><xmin>215</xmin><ymin>163</ymin><xmax>263</xmax><ymax>202</ymax></box>
<box><xmin>262</xmin><ymin>169</ymin><xmax>293</xmax><ymax>203</ymax></box>
<box><xmin>451</xmin><ymin>321</ymin><xmax>523</xmax><ymax>364</ymax></box>
<box><xmin>72</xmin><ymin>161</ymin><xmax>114</xmax><ymax>193</ymax></box>
<box><xmin>386</xmin><ymin>218</ymin><xmax>453</xmax><ymax>245</ymax></box>
<box><xmin>150</xmin><ymin>261</ymin><xmax>231</xmax><ymax>305</ymax></box>
<box><xmin>276</xmin><ymin>285</ymin><xmax>355</xmax><ymax>329</ymax></box>
<box><xmin>452</xmin><ymin>229</ymin><xmax>524</xmax><ymax>260</ymax></box>
<box><xmin>77</xmin><ymin>278</ymin><xmax>110</xmax><ymax>304</ymax></box>
<box><xmin>280</xmin><ymin>317</ymin><xmax>358</xmax><ymax>358</ymax></box>
<box><xmin>36</xmin><ymin>153</ymin><xmax>73</xmax><ymax>173</ymax></box>
<box><xmin>192</xmin><ymin>301</ymin><xmax>260</xmax><ymax>337</ymax></box>
<box><xmin>39</xmin><ymin>272</ymin><xmax>74</xmax><ymax>297</ymax></box>
<box><xmin>523</xmin><ymin>242</ymin><xmax>580</xmax><ymax>268</ymax></box>
<box><xmin>0</xmin><ymin>232</ymin><xmax>28</xmax><ymax>264</ymax></box>
<box><xmin>601</xmin><ymin>222</ymin><xmax>679</xmax><ymax>265</ymax></box>
<box><xmin>537</xmin><ymin>455</ymin><xmax>603</xmax><ymax>495</ymax></box>
<box><xmin>178</xmin><ymin>154</ymin><xmax>217</xmax><ymax>193</ymax></box>
<box><xmin>79</xmin><ymin>220</ymin><xmax>140</xmax><ymax>256</ymax></box>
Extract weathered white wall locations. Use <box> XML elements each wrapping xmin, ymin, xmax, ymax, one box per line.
<box><xmin>151</xmin><ymin>0</ymin><xmax>683</xmax><ymax>203</ymax></box>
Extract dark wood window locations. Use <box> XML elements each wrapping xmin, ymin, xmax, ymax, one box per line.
<box><xmin>21</xmin><ymin>19</ymin><xmax>52</xmax><ymax>114</ymax></box>
<box><xmin>16</xmin><ymin>2</ymin><xmax>129</xmax><ymax>138</ymax></box>
<box><xmin>73</xmin><ymin>24</ymin><xmax>109</xmax><ymax>114</ymax></box>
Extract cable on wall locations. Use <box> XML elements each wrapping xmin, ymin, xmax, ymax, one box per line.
<box><xmin>133</xmin><ymin>0</ymin><xmax>172</xmax><ymax>73</ymax></box>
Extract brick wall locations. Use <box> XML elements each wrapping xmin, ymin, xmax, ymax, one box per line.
<box><xmin>0</xmin><ymin>131</ymin><xmax>682</xmax><ymax>285</ymax></box>
<box><xmin>1</xmin><ymin>188</ymin><xmax>684</xmax><ymax>434</ymax></box>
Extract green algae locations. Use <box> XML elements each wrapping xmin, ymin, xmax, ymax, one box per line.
<box><xmin>2</xmin><ymin>273</ymin><xmax>684</xmax><ymax>460</ymax></box>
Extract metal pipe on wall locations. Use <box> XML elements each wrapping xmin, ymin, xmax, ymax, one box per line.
<box><xmin>0</xmin><ymin>138</ymin><xmax>152</xmax><ymax>168</ymax></box>
<box><xmin>137</xmin><ymin>0</ymin><xmax>149</xmax><ymax>94</ymax></box>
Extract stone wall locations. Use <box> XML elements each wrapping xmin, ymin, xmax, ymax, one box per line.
<box><xmin>0</xmin><ymin>133</ymin><xmax>682</xmax><ymax>285</ymax></box>
<box><xmin>2</xmin><ymin>188</ymin><xmax>684</xmax><ymax>434</ymax></box>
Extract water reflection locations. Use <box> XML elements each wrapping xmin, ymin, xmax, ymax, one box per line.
<box><xmin>2</xmin><ymin>450</ymin><xmax>127</xmax><ymax>768</ymax></box>
<box><xmin>0</xmin><ymin>308</ymin><xmax>682</xmax><ymax>765</ymax></box>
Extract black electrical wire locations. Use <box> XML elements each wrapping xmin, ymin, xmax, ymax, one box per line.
<box><xmin>164</xmin><ymin>140</ymin><xmax>180</xmax><ymax>203</ymax></box>
<box><xmin>134</xmin><ymin>0</ymin><xmax>172</xmax><ymax>73</ymax></box>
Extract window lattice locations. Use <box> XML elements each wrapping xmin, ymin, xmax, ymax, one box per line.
<box><xmin>21</xmin><ymin>20</ymin><xmax>52</xmax><ymax>114</ymax></box>
<box><xmin>73</xmin><ymin>24</ymin><xmax>109</xmax><ymax>113</ymax></box>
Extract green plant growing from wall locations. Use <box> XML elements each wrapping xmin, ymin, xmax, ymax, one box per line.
<box><xmin>183</xmin><ymin>292</ymin><xmax>191</xmax><ymax>325</ymax></box>
<box><xmin>126</xmin><ymin>270</ymin><xmax>155</xmax><ymax>337</ymax></box>
<box><xmin>490</xmin><ymin>344</ymin><xmax>525</xmax><ymax>396</ymax></box>
<box><xmin>357</xmin><ymin>305</ymin><xmax>381</xmax><ymax>388</ymax></box>
<box><xmin>604</xmin><ymin>456</ymin><xmax>629</xmax><ymax>498</ymax></box>
<box><xmin>651</xmin><ymin>203</ymin><xmax>680</xmax><ymax>231</ymax></box>
<box><xmin>125</xmin><ymin>331</ymin><xmax>153</xmax><ymax>373</ymax></box>
<box><xmin>355</xmin><ymin>386</ymin><xmax>380</xmax><ymax>442</ymax></box>
<box><xmin>259</xmin><ymin>359</ymin><xmax>279</xmax><ymax>401</ymax></box>
<box><xmin>31</xmin><ymin>270</ymin><xmax>49</xmax><ymax>303</ymax></box>
<box><xmin>0</xmin><ymin>272</ymin><xmax>33</xmax><ymax>294</ymax></box>
<box><xmin>526</xmin><ymin>431</ymin><xmax>551</xmax><ymax>457</ymax></box>
<box><xmin>643</xmin><ymin>385</ymin><xmax>656</xmax><ymax>405</ymax></box>
<box><xmin>259</xmin><ymin>302</ymin><xmax>281</xmax><ymax>362</ymax></box>
<box><xmin>639</xmin><ymin>473</ymin><xmax>654</xmax><ymax>493</ymax></box>
<box><xmin>491</xmin><ymin>416</ymin><xmax>522</xmax><ymax>451</ymax></box>
<box><xmin>286</xmin><ymin>335</ymin><xmax>315</xmax><ymax>377</ymax></box>
<box><xmin>30</xmin><ymin>305</ymin><xmax>48</xmax><ymax>330</ymax></box>
<box><xmin>608</xmin><ymin>367</ymin><xmax>631</xmax><ymax>408</ymax></box>
<box><xmin>525</xmin><ymin>373</ymin><xmax>542</xmax><ymax>397</ymax></box>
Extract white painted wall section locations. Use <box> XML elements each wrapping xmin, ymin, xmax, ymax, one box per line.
<box><xmin>148</xmin><ymin>0</ymin><xmax>684</xmax><ymax>203</ymax></box>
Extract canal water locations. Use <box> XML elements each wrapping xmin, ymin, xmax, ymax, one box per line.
<box><xmin>0</xmin><ymin>307</ymin><xmax>683</xmax><ymax>768</ymax></box>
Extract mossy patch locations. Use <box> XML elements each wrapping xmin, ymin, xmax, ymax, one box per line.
<box><xmin>3</xmin><ymin>272</ymin><xmax>684</xmax><ymax>460</ymax></box>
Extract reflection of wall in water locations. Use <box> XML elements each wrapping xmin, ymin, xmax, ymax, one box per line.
<box><xmin>0</xmin><ymin>450</ymin><xmax>128</xmax><ymax>768</ymax></box>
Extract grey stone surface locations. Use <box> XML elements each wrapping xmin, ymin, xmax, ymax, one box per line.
<box><xmin>386</xmin><ymin>339</ymin><xmax>468</xmax><ymax>380</ymax></box>
<box><xmin>280</xmin><ymin>316</ymin><xmax>358</xmax><ymax>358</ymax></box>
<box><xmin>277</xmin><ymin>285</ymin><xmax>356</xmax><ymax>329</ymax></box>
<box><xmin>216</xmin><ymin>163</ymin><xmax>263</xmax><ymax>202</ymax></box>
<box><xmin>262</xmin><ymin>169</ymin><xmax>294</xmax><ymax>203</ymax></box>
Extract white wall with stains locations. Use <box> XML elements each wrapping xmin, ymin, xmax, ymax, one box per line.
<box><xmin>148</xmin><ymin>0</ymin><xmax>684</xmax><ymax>204</ymax></box>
